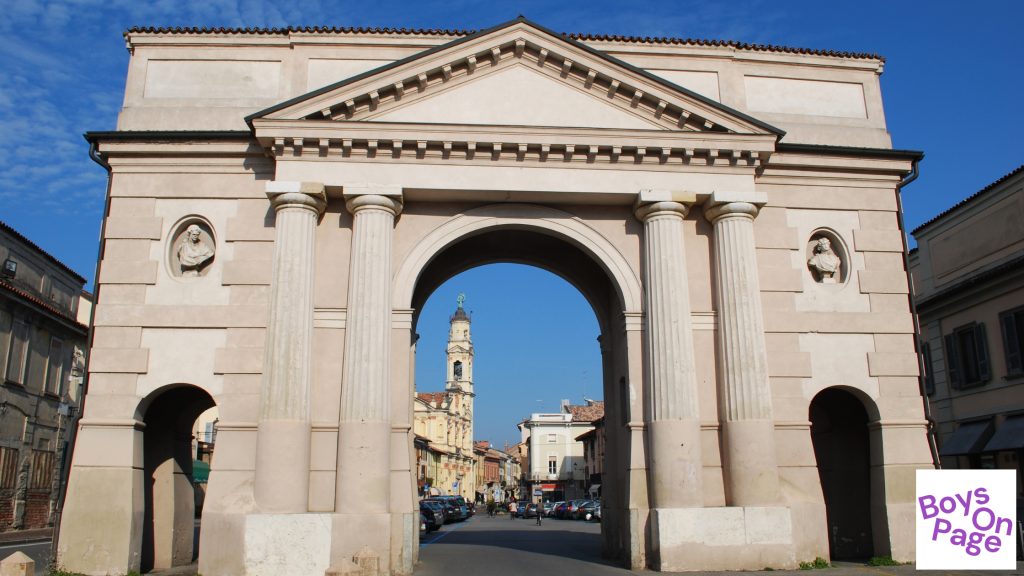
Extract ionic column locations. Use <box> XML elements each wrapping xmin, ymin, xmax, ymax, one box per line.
<box><xmin>335</xmin><ymin>187</ymin><xmax>403</xmax><ymax>513</ymax></box>
<box><xmin>635</xmin><ymin>190</ymin><xmax>703</xmax><ymax>509</ymax></box>
<box><xmin>255</xmin><ymin>181</ymin><xmax>326</xmax><ymax>513</ymax></box>
<box><xmin>704</xmin><ymin>192</ymin><xmax>781</xmax><ymax>506</ymax></box>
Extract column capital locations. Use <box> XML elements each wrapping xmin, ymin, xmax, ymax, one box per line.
<box><xmin>344</xmin><ymin>184</ymin><xmax>404</xmax><ymax>217</ymax></box>
<box><xmin>634</xmin><ymin>189</ymin><xmax>697</xmax><ymax>221</ymax></box>
<box><xmin>265</xmin><ymin>181</ymin><xmax>327</xmax><ymax>214</ymax></box>
<box><xmin>703</xmin><ymin>191</ymin><xmax>767</xmax><ymax>223</ymax></box>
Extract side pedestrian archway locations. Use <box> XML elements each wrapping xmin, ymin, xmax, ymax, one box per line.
<box><xmin>139</xmin><ymin>385</ymin><xmax>216</xmax><ymax>572</ymax></box>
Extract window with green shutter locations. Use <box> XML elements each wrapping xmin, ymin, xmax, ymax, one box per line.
<box><xmin>944</xmin><ymin>322</ymin><xmax>991</xmax><ymax>389</ymax></box>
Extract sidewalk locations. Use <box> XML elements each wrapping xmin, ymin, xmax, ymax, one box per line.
<box><xmin>720</xmin><ymin>560</ymin><xmax>1024</xmax><ymax>575</ymax></box>
<box><xmin>0</xmin><ymin>529</ymin><xmax>52</xmax><ymax>546</ymax></box>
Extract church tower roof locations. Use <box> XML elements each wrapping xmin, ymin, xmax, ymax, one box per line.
<box><xmin>450</xmin><ymin>292</ymin><xmax>471</xmax><ymax>323</ymax></box>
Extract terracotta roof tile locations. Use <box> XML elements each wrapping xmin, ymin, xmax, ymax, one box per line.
<box><xmin>567</xmin><ymin>401</ymin><xmax>605</xmax><ymax>422</ymax></box>
<box><xmin>416</xmin><ymin>391</ymin><xmax>447</xmax><ymax>408</ymax></box>
<box><xmin>0</xmin><ymin>279</ymin><xmax>87</xmax><ymax>332</ymax></box>
<box><xmin>124</xmin><ymin>26</ymin><xmax>883</xmax><ymax>61</ymax></box>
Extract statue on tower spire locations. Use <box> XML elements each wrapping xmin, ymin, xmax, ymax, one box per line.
<box><xmin>456</xmin><ymin>292</ymin><xmax>466</xmax><ymax>308</ymax></box>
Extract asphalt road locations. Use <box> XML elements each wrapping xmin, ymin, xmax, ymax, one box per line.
<box><xmin>0</xmin><ymin>540</ymin><xmax>52</xmax><ymax>576</ymax></box>
<box><xmin>417</xmin><ymin>514</ymin><xmax>632</xmax><ymax>576</ymax></box>
<box><xmin>416</xmin><ymin>515</ymin><xmax>1024</xmax><ymax>576</ymax></box>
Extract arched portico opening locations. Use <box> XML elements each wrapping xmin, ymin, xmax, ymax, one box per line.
<box><xmin>138</xmin><ymin>384</ymin><xmax>216</xmax><ymax>573</ymax></box>
<box><xmin>809</xmin><ymin>387</ymin><xmax>875</xmax><ymax>561</ymax></box>
<box><xmin>396</xmin><ymin>204</ymin><xmax>642</xmax><ymax>566</ymax></box>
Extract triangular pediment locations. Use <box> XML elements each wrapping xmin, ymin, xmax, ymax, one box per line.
<box><xmin>372</xmin><ymin>64</ymin><xmax>664</xmax><ymax>130</ymax></box>
<box><xmin>250</xmin><ymin>19</ymin><xmax>781</xmax><ymax>137</ymax></box>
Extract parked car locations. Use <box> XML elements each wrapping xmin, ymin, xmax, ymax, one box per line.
<box><xmin>548</xmin><ymin>501</ymin><xmax>564</xmax><ymax>518</ymax></box>
<box><xmin>542</xmin><ymin>501</ymin><xmax>555</xmax><ymax>517</ymax></box>
<box><xmin>576</xmin><ymin>500</ymin><xmax>597</xmax><ymax>520</ymax></box>
<box><xmin>424</xmin><ymin>497</ymin><xmax>465</xmax><ymax>523</ymax></box>
<box><xmin>522</xmin><ymin>502</ymin><xmax>540</xmax><ymax>518</ymax></box>
<box><xmin>419</xmin><ymin>501</ymin><xmax>443</xmax><ymax>531</ymax></box>
<box><xmin>590</xmin><ymin>502</ymin><xmax>601</xmax><ymax>522</ymax></box>
<box><xmin>453</xmin><ymin>495</ymin><xmax>473</xmax><ymax>517</ymax></box>
<box><xmin>566</xmin><ymin>499</ymin><xmax>586</xmax><ymax>519</ymax></box>
<box><xmin>513</xmin><ymin>501</ymin><xmax>530</xmax><ymax>518</ymax></box>
<box><xmin>552</xmin><ymin>501</ymin><xmax>569</xmax><ymax>519</ymax></box>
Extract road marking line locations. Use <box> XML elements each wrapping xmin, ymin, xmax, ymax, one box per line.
<box><xmin>420</xmin><ymin>517</ymin><xmax>473</xmax><ymax>547</ymax></box>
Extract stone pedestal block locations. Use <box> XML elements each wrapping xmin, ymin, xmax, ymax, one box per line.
<box><xmin>243</xmin><ymin>513</ymin><xmax>332</xmax><ymax>576</ymax></box>
<box><xmin>650</xmin><ymin>506</ymin><xmax>797</xmax><ymax>571</ymax></box>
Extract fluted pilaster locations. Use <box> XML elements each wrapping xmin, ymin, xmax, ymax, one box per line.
<box><xmin>635</xmin><ymin>191</ymin><xmax>703</xmax><ymax>509</ymax></box>
<box><xmin>336</xmin><ymin>189</ymin><xmax>403</xmax><ymax>514</ymax></box>
<box><xmin>255</xmin><ymin>181</ymin><xmax>326</xmax><ymax>513</ymax></box>
<box><xmin>705</xmin><ymin>194</ymin><xmax>780</xmax><ymax>506</ymax></box>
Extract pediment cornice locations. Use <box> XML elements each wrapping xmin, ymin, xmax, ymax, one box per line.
<box><xmin>251</xmin><ymin>119</ymin><xmax>776</xmax><ymax>168</ymax></box>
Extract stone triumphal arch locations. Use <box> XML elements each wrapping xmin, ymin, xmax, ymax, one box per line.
<box><xmin>58</xmin><ymin>18</ymin><xmax>933</xmax><ymax>575</ymax></box>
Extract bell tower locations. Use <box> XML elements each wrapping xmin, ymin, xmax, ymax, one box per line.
<box><xmin>446</xmin><ymin>293</ymin><xmax>474</xmax><ymax>395</ymax></box>
<box><xmin>445</xmin><ymin>293</ymin><xmax>474</xmax><ymax>459</ymax></box>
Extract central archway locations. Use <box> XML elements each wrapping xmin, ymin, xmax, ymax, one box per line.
<box><xmin>394</xmin><ymin>203</ymin><xmax>644</xmax><ymax>565</ymax></box>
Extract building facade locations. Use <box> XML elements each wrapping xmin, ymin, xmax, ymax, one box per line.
<box><xmin>910</xmin><ymin>165</ymin><xmax>1024</xmax><ymax>492</ymax></box>
<box><xmin>576</xmin><ymin>415</ymin><xmax>605</xmax><ymax>499</ymax></box>
<box><xmin>59</xmin><ymin>18</ymin><xmax>932</xmax><ymax>575</ymax></box>
<box><xmin>519</xmin><ymin>401</ymin><xmax>603</xmax><ymax>503</ymax></box>
<box><xmin>0</xmin><ymin>221</ymin><xmax>88</xmax><ymax>533</ymax></box>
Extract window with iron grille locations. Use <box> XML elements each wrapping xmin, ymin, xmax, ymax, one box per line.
<box><xmin>30</xmin><ymin>450</ymin><xmax>53</xmax><ymax>490</ymax></box>
<box><xmin>999</xmin><ymin>306</ymin><xmax>1024</xmax><ymax>376</ymax></box>
<box><xmin>944</xmin><ymin>322</ymin><xmax>991</xmax><ymax>389</ymax></box>
<box><xmin>0</xmin><ymin>447</ymin><xmax>19</xmax><ymax>490</ymax></box>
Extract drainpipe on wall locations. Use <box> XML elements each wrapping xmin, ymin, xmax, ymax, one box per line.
<box><xmin>895</xmin><ymin>156</ymin><xmax>941</xmax><ymax>469</ymax></box>
<box><xmin>51</xmin><ymin>138</ymin><xmax>112</xmax><ymax>555</ymax></box>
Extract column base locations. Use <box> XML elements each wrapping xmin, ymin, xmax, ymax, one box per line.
<box><xmin>650</xmin><ymin>506</ymin><xmax>797</xmax><ymax>571</ymax></box>
<box><xmin>255</xmin><ymin>420</ymin><xmax>311</xmax><ymax>513</ymax></box>
<box><xmin>326</xmin><ymin>512</ymin><xmax>392</xmax><ymax>576</ymax></box>
<box><xmin>722</xmin><ymin>419</ymin><xmax>781</xmax><ymax>506</ymax></box>
<box><xmin>243</xmin><ymin>513</ymin><xmax>332</xmax><ymax>576</ymax></box>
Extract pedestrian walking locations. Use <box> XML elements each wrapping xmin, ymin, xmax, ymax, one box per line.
<box><xmin>508</xmin><ymin>500</ymin><xmax>517</xmax><ymax>520</ymax></box>
<box><xmin>535</xmin><ymin>503</ymin><xmax>542</xmax><ymax>526</ymax></box>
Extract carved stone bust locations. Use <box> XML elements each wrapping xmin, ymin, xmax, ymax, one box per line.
<box><xmin>175</xmin><ymin>223</ymin><xmax>215</xmax><ymax>277</ymax></box>
<box><xmin>807</xmin><ymin>237</ymin><xmax>841</xmax><ymax>283</ymax></box>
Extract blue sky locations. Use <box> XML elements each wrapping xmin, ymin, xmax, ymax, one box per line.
<box><xmin>1</xmin><ymin>1</ymin><xmax>1021</xmax><ymax>447</ymax></box>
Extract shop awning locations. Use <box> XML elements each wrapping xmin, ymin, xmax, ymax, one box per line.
<box><xmin>192</xmin><ymin>460</ymin><xmax>210</xmax><ymax>483</ymax></box>
<box><xmin>938</xmin><ymin>420</ymin><xmax>994</xmax><ymax>456</ymax></box>
<box><xmin>984</xmin><ymin>415</ymin><xmax>1024</xmax><ymax>452</ymax></box>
